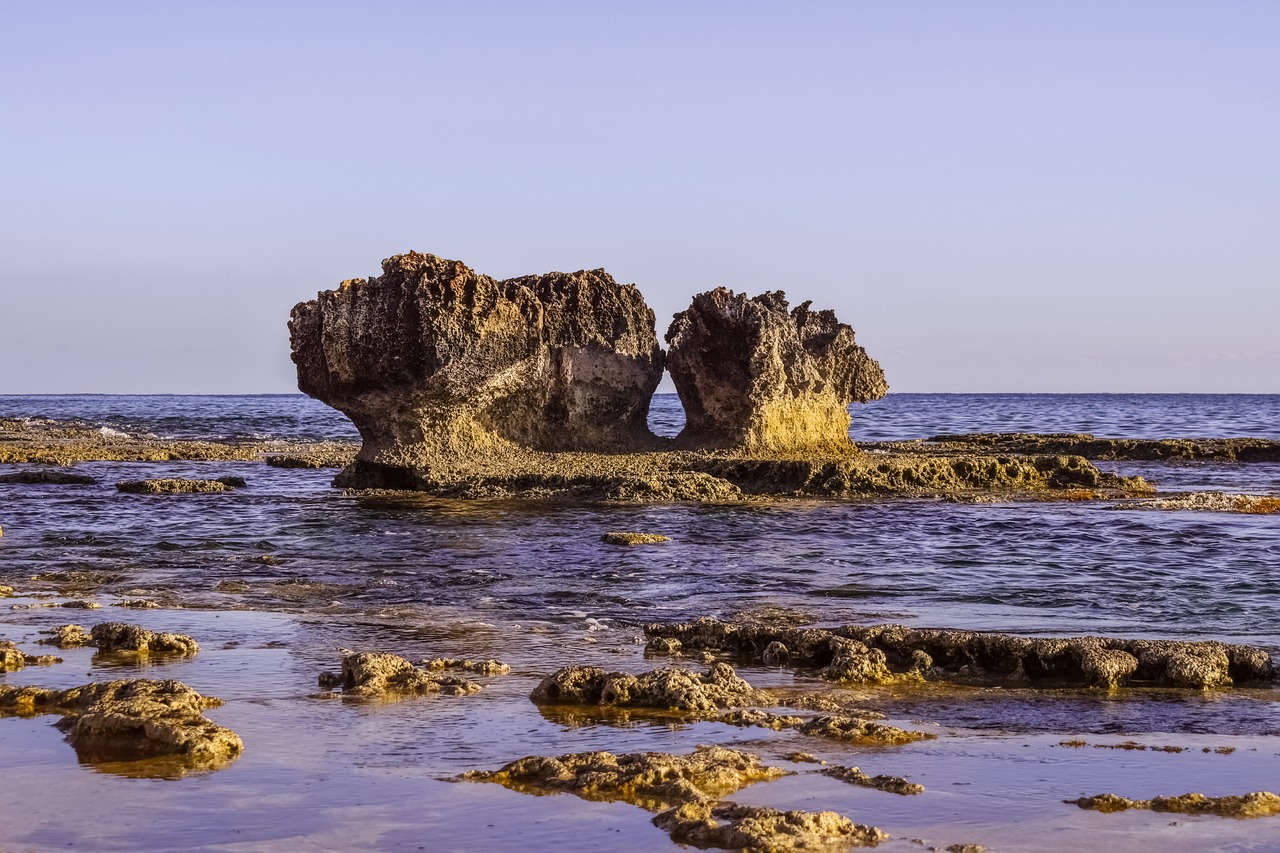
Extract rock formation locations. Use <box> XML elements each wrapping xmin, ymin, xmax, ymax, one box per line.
<box><xmin>645</xmin><ymin>618</ymin><xmax>1277</xmax><ymax>689</ymax></box>
<box><xmin>665</xmin><ymin>289</ymin><xmax>886</xmax><ymax>455</ymax></box>
<box><xmin>289</xmin><ymin>252</ymin><xmax>664</xmax><ymax>481</ymax></box>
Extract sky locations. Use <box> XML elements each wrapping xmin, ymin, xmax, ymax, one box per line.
<box><xmin>1</xmin><ymin>1</ymin><xmax>1277</xmax><ymax>394</ymax></box>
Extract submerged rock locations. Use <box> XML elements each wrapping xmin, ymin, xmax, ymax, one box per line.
<box><xmin>644</xmin><ymin>618</ymin><xmax>1276</xmax><ymax>689</ymax></box>
<box><xmin>819</xmin><ymin>765</ymin><xmax>924</xmax><ymax>795</ymax></box>
<box><xmin>530</xmin><ymin>662</ymin><xmax>762</xmax><ymax>713</ymax></box>
<box><xmin>655</xmin><ymin>801</ymin><xmax>888</xmax><ymax>851</ymax></box>
<box><xmin>333</xmin><ymin>651</ymin><xmax>481</xmax><ymax>697</ymax></box>
<box><xmin>601</xmin><ymin>532</ymin><xmax>671</xmax><ymax>546</ymax></box>
<box><xmin>462</xmin><ymin>745</ymin><xmax>787</xmax><ymax>810</ymax></box>
<box><xmin>0</xmin><ymin>678</ymin><xmax>242</xmax><ymax>768</ymax></box>
<box><xmin>1069</xmin><ymin>791</ymin><xmax>1280</xmax><ymax>818</ymax></box>
<box><xmin>116</xmin><ymin>478</ymin><xmax>243</xmax><ymax>495</ymax></box>
<box><xmin>0</xmin><ymin>469</ymin><xmax>97</xmax><ymax>485</ymax></box>
<box><xmin>665</xmin><ymin>289</ymin><xmax>886</xmax><ymax>455</ymax></box>
<box><xmin>290</xmin><ymin>252</ymin><xmax>665</xmax><ymax>483</ymax></box>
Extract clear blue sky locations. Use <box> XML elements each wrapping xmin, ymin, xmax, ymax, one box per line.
<box><xmin>2</xmin><ymin>1</ymin><xmax>1276</xmax><ymax>393</ymax></box>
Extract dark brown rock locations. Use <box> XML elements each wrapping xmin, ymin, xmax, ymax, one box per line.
<box><xmin>665</xmin><ymin>289</ymin><xmax>886</xmax><ymax>455</ymax></box>
<box><xmin>289</xmin><ymin>252</ymin><xmax>664</xmax><ymax>484</ymax></box>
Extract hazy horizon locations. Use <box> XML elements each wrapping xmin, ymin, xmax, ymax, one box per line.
<box><xmin>3</xmin><ymin>2</ymin><xmax>1277</xmax><ymax>395</ymax></box>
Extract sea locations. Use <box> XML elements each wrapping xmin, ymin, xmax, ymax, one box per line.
<box><xmin>0</xmin><ymin>393</ymin><xmax>1277</xmax><ymax>852</ymax></box>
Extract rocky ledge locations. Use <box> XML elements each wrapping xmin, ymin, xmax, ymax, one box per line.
<box><xmin>870</xmin><ymin>432</ymin><xmax>1280</xmax><ymax>463</ymax></box>
<box><xmin>644</xmin><ymin>618</ymin><xmax>1276</xmax><ymax>690</ymax></box>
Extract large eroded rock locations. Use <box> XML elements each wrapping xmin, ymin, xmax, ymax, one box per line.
<box><xmin>665</xmin><ymin>289</ymin><xmax>886</xmax><ymax>455</ymax></box>
<box><xmin>289</xmin><ymin>252</ymin><xmax>664</xmax><ymax>477</ymax></box>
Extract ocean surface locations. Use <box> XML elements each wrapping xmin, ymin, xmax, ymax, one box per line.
<box><xmin>1</xmin><ymin>393</ymin><xmax>1278</xmax><ymax>852</ymax></box>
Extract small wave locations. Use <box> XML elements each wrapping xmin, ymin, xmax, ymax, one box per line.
<box><xmin>97</xmin><ymin>426</ymin><xmax>130</xmax><ymax>439</ymax></box>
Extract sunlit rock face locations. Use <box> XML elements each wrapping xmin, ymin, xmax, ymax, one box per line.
<box><xmin>289</xmin><ymin>252</ymin><xmax>665</xmax><ymax>474</ymax></box>
<box><xmin>664</xmin><ymin>288</ymin><xmax>887</xmax><ymax>456</ymax></box>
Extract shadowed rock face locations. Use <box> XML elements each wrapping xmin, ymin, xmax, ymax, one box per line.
<box><xmin>665</xmin><ymin>289</ymin><xmax>887</xmax><ymax>455</ymax></box>
<box><xmin>289</xmin><ymin>252</ymin><xmax>664</xmax><ymax>471</ymax></box>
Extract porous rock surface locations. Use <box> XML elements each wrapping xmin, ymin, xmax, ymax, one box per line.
<box><xmin>1070</xmin><ymin>791</ymin><xmax>1280</xmax><ymax>818</ymax></box>
<box><xmin>655</xmin><ymin>801</ymin><xmax>889</xmax><ymax>851</ymax></box>
<box><xmin>797</xmin><ymin>715</ymin><xmax>934</xmax><ymax>746</ymax></box>
<box><xmin>1112</xmin><ymin>491</ymin><xmax>1280</xmax><ymax>515</ymax></box>
<box><xmin>422</xmin><ymin>657</ymin><xmax>511</xmax><ymax>675</ymax></box>
<box><xmin>328</xmin><ymin>651</ymin><xmax>482</xmax><ymax>697</ymax></box>
<box><xmin>922</xmin><ymin>433</ymin><xmax>1280</xmax><ymax>463</ymax></box>
<box><xmin>0</xmin><ymin>469</ymin><xmax>97</xmax><ymax>485</ymax></box>
<box><xmin>116</xmin><ymin>477</ymin><xmax>244</xmax><ymax>495</ymax></box>
<box><xmin>601</xmin><ymin>532</ymin><xmax>670</xmax><ymax>546</ymax></box>
<box><xmin>665</xmin><ymin>289</ymin><xmax>886</xmax><ymax>455</ymax></box>
<box><xmin>290</xmin><ymin>252</ymin><xmax>664</xmax><ymax>482</ymax></box>
<box><xmin>530</xmin><ymin>662</ymin><xmax>762</xmax><ymax>713</ymax></box>
<box><xmin>0</xmin><ymin>640</ymin><xmax>61</xmax><ymax>671</ymax></box>
<box><xmin>39</xmin><ymin>624</ymin><xmax>93</xmax><ymax>648</ymax></box>
<box><xmin>0</xmin><ymin>678</ymin><xmax>242</xmax><ymax>766</ymax></box>
<box><xmin>91</xmin><ymin>622</ymin><xmax>199</xmax><ymax>655</ymax></box>
<box><xmin>645</xmin><ymin>618</ymin><xmax>1275</xmax><ymax>689</ymax></box>
<box><xmin>463</xmin><ymin>745</ymin><xmax>787</xmax><ymax>810</ymax></box>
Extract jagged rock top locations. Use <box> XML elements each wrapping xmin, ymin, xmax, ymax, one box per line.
<box><xmin>665</xmin><ymin>288</ymin><xmax>886</xmax><ymax>455</ymax></box>
<box><xmin>289</xmin><ymin>252</ymin><xmax>665</xmax><ymax>462</ymax></box>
